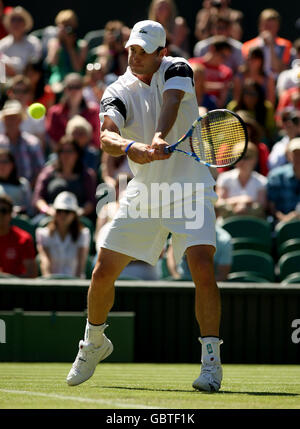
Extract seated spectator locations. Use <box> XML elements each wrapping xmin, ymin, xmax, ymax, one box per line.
<box><xmin>227</xmin><ymin>78</ymin><xmax>277</xmax><ymax>145</ymax></box>
<box><xmin>165</xmin><ymin>225</ymin><xmax>233</xmax><ymax>282</ymax></box>
<box><xmin>45</xmin><ymin>73</ymin><xmax>100</xmax><ymax>149</ymax></box>
<box><xmin>276</xmin><ymin>73</ymin><xmax>300</xmax><ymax>123</ymax></box>
<box><xmin>46</xmin><ymin>9</ymin><xmax>88</xmax><ymax>86</ymax></box>
<box><xmin>0</xmin><ymin>6</ymin><xmax>42</xmax><ymax>76</ymax></box>
<box><xmin>276</xmin><ymin>39</ymin><xmax>300</xmax><ymax>96</ymax></box>
<box><xmin>216</xmin><ymin>142</ymin><xmax>268</xmax><ymax>219</ymax></box>
<box><xmin>242</xmin><ymin>9</ymin><xmax>293</xmax><ymax>76</ymax></box>
<box><xmin>36</xmin><ymin>191</ymin><xmax>90</xmax><ymax>278</ymax></box>
<box><xmin>148</xmin><ymin>0</ymin><xmax>190</xmax><ymax>56</ymax></box>
<box><xmin>233</xmin><ymin>47</ymin><xmax>276</xmax><ymax>105</ymax></box>
<box><xmin>83</xmin><ymin>62</ymin><xmax>107</xmax><ymax>106</ymax></box>
<box><xmin>0</xmin><ymin>100</ymin><xmax>44</xmax><ymax>186</ymax></box>
<box><xmin>24</xmin><ymin>60</ymin><xmax>56</xmax><ymax>110</ymax></box>
<box><xmin>65</xmin><ymin>115</ymin><xmax>100</xmax><ymax>172</ymax></box>
<box><xmin>0</xmin><ymin>193</ymin><xmax>37</xmax><ymax>277</ymax></box>
<box><xmin>189</xmin><ymin>36</ymin><xmax>233</xmax><ymax>108</ymax></box>
<box><xmin>194</xmin><ymin>0</ymin><xmax>243</xmax><ymax>42</ymax></box>
<box><xmin>267</xmin><ymin>137</ymin><xmax>300</xmax><ymax>223</ymax></box>
<box><xmin>91</xmin><ymin>20</ymin><xmax>129</xmax><ymax>78</ymax></box>
<box><xmin>1</xmin><ymin>74</ymin><xmax>47</xmax><ymax>143</ymax></box>
<box><xmin>193</xmin><ymin>15</ymin><xmax>243</xmax><ymax>76</ymax></box>
<box><xmin>0</xmin><ymin>148</ymin><xmax>33</xmax><ymax>216</ymax></box>
<box><xmin>268</xmin><ymin>109</ymin><xmax>300</xmax><ymax>170</ymax></box>
<box><xmin>33</xmin><ymin>135</ymin><xmax>97</xmax><ymax>219</ymax></box>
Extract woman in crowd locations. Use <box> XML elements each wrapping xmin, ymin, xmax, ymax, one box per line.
<box><xmin>46</xmin><ymin>9</ymin><xmax>88</xmax><ymax>86</ymax></box>
<box><xmin>0</xmin><ymin>148</ymin><xmax>33</xmax><ymax>216</ymax></box>
<box><xmin>33</xmin><ymin>135</ymin><xmax>97</xmax><ymax>220</ymax></box>
<box><xmin>24</xmin><ymin>60</ymin><xmax>56</xmax><ymax>110</ymax></box>
<box><xmin>45</xmin><ymin>73</ymin><xmax>100</xmax><ymax>149</ymax></box>
<box><xmin>36</xmin><ymin>191</ymin><xmax>90</xmax><ymax>278</ymax></box>
<box><xmin>215</xmin><ymin>142</ymin><xmax>268</xmax><ymax>219</ymax></box>
<box><xmin>227</xmin><ymin>78</ymin><xmax>277</xmax><ymax>145</ymax></box>
<box><xmin>233</xmin><ymin>47</ymin><xmax>276</xmax><ymax>105</ymax></box>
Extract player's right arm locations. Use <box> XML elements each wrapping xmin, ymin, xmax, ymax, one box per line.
<box><xmin>101</xmin><ymin>116</ymin><xmax>153</xmax><ymax>164</ymax></box>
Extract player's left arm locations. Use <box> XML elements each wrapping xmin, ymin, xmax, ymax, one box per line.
<box><xmin>150</xmin><ymin>89</ymin><xmax>185</xmax><ymax>160</ymax></box>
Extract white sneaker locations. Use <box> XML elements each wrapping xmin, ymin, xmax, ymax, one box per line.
<box><xmin>192</xmin><ymin>362</ymin><xmax>223</xmax><ymax>392</ymax></box>
<box><xmin>66</xmin><ymin>335</ymin><xmax>113</xmax><ymax>386</ymax></box>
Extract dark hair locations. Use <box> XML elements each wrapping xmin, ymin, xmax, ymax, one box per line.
<box><xmin>211</xmin><ymin>36</ymin><xmax>232</xmax><ymax>52</ymax></box>
<box><xmin>0</xmin><ymin>193</ymin><xmax>13</xmax><ymax>211</ymax></box>
<box><xmin>234</xmin><ymin>79</ymin><xmax>267</xmax><ymax>128</ymax></box>
<box><xmin>24</xmin><ymin>60</ymin><xmax>47</xmax><ymax>101</ymax></box>
<box><xmin>48</xmin><ymin>212</ymin><xmax>82</xmax><ymax>241</ymax></box>
<box><xmin>0</xmin><ymin>148</ymin><xmax>21</xmax><ymax>185</ymax></box>
<box><xmin>56</xmin><ymin>135</ymin><xmax>84</xmax><ymax>174</ymax></box>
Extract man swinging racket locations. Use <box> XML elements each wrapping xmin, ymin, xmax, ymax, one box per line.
<box><xmin>67</xmin><ymin>20</ymin><xmax>223</xmax><ymax>392</ymax></box>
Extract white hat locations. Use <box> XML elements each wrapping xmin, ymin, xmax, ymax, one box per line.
<box><xmin>291</xmin><ymin>67</ymin><xmax>300</xmax><ymax>85</ymax></box>
<box><xmin>53</xmin><ymin>192</ymin><xmax>79</xmax><ymax>213</ymax></box>
<box><xmin>288</xmin><ymin>137</ymin><xmax>300</xmax><ymax>152</ymax></box>
<box><xmin>125</xmin><ymin>20</ymin><xmax>166</xmax><ymax>54</ymax></box>
<box><xmin>4</xmin><ymin>6</ymin><xmax>34</xmax><ymax>33</ymax></box>
<box><xmin>0</xmin><ymin>100</ymin><xmax>27</xmax><ymax>120</ymax></box>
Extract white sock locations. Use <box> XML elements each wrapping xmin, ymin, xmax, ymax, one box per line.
<box><xmin>84</xmin><ymin>320</ymin><xmax>107</xmax><ymax>347</ymax></box>
<box><xmin>199</xmin><ymin>336</ymin><xmax>223</xmax><ymax>364</ymax></box>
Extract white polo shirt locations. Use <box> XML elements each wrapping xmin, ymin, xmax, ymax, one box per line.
<box><xmin>100</xmin><ymin>56</ymin><xmax>215</xmax><ymax>206</ymax></box>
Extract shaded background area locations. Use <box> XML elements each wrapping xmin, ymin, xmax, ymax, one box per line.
<box><xmin>11</xmin><ymin>0</ymin><xmax>300</xmax><ymax>46</ymax></box>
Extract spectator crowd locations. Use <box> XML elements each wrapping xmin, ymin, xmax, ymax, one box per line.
<box><xmin>0</xmin><ymin>0</ymin><xmax>300</xmax><ymax>281</ymax></box>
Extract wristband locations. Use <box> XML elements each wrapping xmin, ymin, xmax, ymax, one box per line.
<box><xmin>125</xmin><ymin>141</ymin><xmax>135</xmax><ymax>154</ymax></box>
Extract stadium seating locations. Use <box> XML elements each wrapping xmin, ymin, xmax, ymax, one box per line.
<box><xmin>275</xmin><ymin>220</ymin><xmax>300</xmax><ymax>257</ymax></box>
<box><xmin>227</xmin><ymin>271</ymin><xmax>268</xmax><ymax>283</ymax></box>
<box><xmin>219</xmin><ymin>216</ymin><xmax>272</xmax><ymax>253</ymax></box>
<box><xmin>230</xmin><ymin>249</ymin><xmax>275</xmax><ymax>282</ymax></box>
<box><xmin>278</xmin><ymin>250</ymin><xmax>300</xmax><ymax>282</ymax></box>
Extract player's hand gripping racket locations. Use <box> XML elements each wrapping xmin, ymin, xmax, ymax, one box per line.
<box><xmin>164</xmin><ymin>109</ymin><xmax>248</xmax><ymax>167</ymax></box>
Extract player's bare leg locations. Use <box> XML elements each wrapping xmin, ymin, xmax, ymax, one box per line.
<box><xmin>67</xmin><ymin>248</ymin><xmax>133</xmax><ymax>386</ymax></box>
<box><xmin>186</xmin><ymin>244</ymin><xmax>223</xmax><ymax>392</ymax></box>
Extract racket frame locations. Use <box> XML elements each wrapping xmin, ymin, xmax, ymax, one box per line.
<box><xmin>164</xmin><ymin>109</ymin><xmax>248</xmax><ymax>167</ymax></box>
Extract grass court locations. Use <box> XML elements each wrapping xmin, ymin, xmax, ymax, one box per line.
<box><xmin>0</xmin><ymin>362</ymin><xmax>300</xmax><ymax>409</ymax></box>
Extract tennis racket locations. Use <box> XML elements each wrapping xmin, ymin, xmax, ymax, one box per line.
<box><xmin>164</xmin><ymin>109</ymin><xmax>248</xmax><ymax>167</ymax></box>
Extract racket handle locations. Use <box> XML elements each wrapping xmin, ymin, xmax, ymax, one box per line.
<box><xmin>164</xmin><ymin>145</ymin><xmax>173</xmax><ymax>154</ymax></box>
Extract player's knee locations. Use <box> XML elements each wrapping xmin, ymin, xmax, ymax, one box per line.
<box><xmin>91</xmin><ymin>262</ymin><xmax>115</xmax><ymax>286</ymax></box>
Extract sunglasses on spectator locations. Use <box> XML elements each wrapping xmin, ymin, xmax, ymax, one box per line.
<box><xmin>0</xmin><ymin>207</ymin><xmax>12</xmax><ymax>215</ymax></box>
<box><xmin>66</xmin><ymin>85</ymin><xmax>82</xmax><ymax>91</ymax></box>
<box><xmin>244</xmin><ymin>90</ymin><xmax>259</xmax><ymax>97</ymax></box>
<box><xmin>12</xmin><ymin>88</ymin><xmax>30</xmax><ymax>94</ymax></box>
<box><xmin>0</xmin><ymin>159</ymin><xmax>12</xmax><ymax>164</ymax></box>
<box><xmin>58</xmin><ymin>148</ymin><xmax>76</xmax><ymax>154</ymax></box>
<box><xmin>56</xmin><ymin>209</ymin><xmax>74</xmax><ymax>215</ymax></box>
<box><xmin>11</xmin><ymin>16</ymin><xmax>25</xmax><ymax>24</ymax></box>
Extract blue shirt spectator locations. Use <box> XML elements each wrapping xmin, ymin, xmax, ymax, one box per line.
<box><xmin>267</xmin><ymin>138</ymin><xmax>300</xmax><ymax>222</ymax></box>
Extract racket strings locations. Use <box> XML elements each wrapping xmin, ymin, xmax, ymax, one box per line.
<box><xmin>191</xmin><ymin>111</ymin><xmax>246</xmax><ymax>166</ymax></box>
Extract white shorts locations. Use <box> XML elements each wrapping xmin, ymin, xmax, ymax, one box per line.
<box><xmin>98</xmin><ymin>188</ymin><xmax>217</xmax><ymax>266</ymax></box>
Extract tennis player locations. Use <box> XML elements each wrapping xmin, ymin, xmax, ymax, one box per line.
<box><xmin>67</xmin><ymin>20</ymin><xmax>223</xmax><ymax>392</ymax></box>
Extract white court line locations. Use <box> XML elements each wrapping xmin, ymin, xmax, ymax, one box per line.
<box><xmin>0</xmin><ymin>389</ymin><xmax>162</xmax><ymax>409</ymax></box>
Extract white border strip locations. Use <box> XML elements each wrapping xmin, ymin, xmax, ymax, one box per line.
<box><xmin>0</xmin><ymin>389</ymin><xmax>162</xmax><ymax>409</ymax></box>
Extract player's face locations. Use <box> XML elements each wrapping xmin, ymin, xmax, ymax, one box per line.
<box><xmin>128</xmin><ymin>45</ymin><xmax>163</xmax><ymax>77</ymax></box>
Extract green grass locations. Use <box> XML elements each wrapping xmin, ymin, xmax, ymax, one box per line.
<box><xmin>0</xmin><ymin>363</ymin><xmax>300</xmax><ymax>409</ymax></box>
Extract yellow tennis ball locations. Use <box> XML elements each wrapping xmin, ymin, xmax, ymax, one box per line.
<box><xmin>28</xmin><ymin>103</ymin><xmax>46</xmax><ymax>120</ymax></box>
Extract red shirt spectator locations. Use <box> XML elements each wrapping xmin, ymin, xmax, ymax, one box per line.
<box><xmin>189</xmin><ymin>36</ymin><xmax>233</xmax><ymax>108</ymax></box>
<box><xmin>0</xmin><ymin>225</ymin><xmax>36</xmax><ymax>276</ymax></box>
<box><xmin>189</xmin><ymin>57</ymin><xmax>233</xmax><ymax>98</ymax></box>
<box><xmin>46</xmin><ymin>102</ymin><xmax>100</xmax><ymax>148</ymax></box>
<box><xmin>45</xmin><ymin>73</ymin><xmax>100</xmax><ymax>148</ymax></box>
